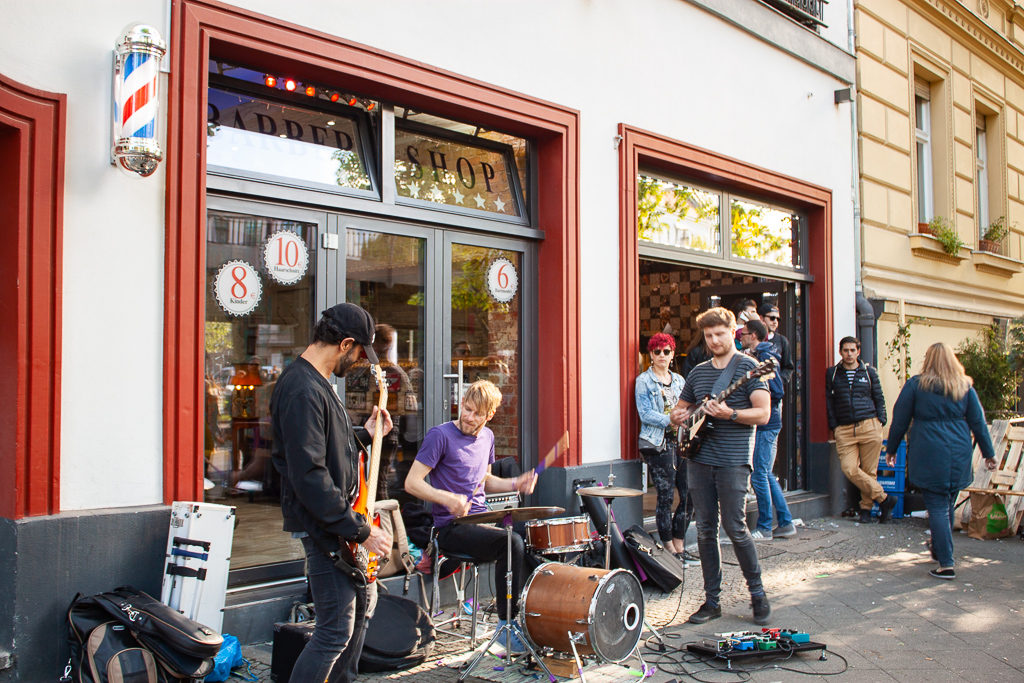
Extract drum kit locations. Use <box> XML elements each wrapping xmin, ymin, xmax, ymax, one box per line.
<box><xmin>454</xmin><ymin>482</ymin><xmax>657</xmax><ymax>682</ymax></box>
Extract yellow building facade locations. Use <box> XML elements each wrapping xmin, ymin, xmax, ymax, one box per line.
<box><xmin>855</xmin><ymin>0</ymin><xmax>1024</xmax><ymax>402</ymax></box>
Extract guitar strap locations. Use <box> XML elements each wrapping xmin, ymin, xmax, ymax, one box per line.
<box><xmin>708</xmin><ymin>353</ymin><xmax>743</xmax><ymax>411</ymax></box>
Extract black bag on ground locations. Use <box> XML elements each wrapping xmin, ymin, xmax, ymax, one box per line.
<box><xmin>66</xmin><ymin>586</ymin><xmax>221</xmax><ymax>681</ymax></box>
<box><xmin>622</xmin><ymin>525</ymin><xmax>685</xmax><ymax>593</ymax></box>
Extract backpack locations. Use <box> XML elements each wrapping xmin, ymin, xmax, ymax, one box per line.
<box><xmin>373</xmin><ymin>499</ymin><xmax>416</xmax><ymax>578</ymax></box>
<box><xmin>622</xmin><ymin>525</ymin><xmax>685</xmax><ymax>593</ymax></box>
<box><xmin>64</xmin><ymin>586</ymin><xmax>222</xmax><ymax>682</ymax></box>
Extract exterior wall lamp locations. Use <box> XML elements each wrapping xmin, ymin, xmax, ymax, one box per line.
<box><xmin>112</xmin><ymin>24</ymin><xmax>167</xmax><ymax>176</ymax></box>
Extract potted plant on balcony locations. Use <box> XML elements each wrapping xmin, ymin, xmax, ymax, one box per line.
<box><xmin>927</xmin><ymin>216</ymin><xmax>964</xmax><ymax>255</ymax></box>
<box><xmin>979</xmin><ymin>216</ymin><xmax>1008</xmax><ymax>254</ymax></box>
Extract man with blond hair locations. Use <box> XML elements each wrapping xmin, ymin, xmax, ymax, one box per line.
<box><xmin>405</xmin><ymin>380</ymin><xmax>536</xmax><ymax>651</ymax></box>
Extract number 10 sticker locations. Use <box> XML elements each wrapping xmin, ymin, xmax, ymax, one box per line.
<box><xmin>264</xmin><ymin>231</ymin><xmax>309</xmax><ymax>285</ymax></box>
<box><xmin>487</xmin><ymin>257</ymin><xmax>518</xmax><ymax>303</ymax></box>
<box><xmin>215</xmin><ymin>260</ymin><xmax>262</xmax><ymax>317</ymax></box>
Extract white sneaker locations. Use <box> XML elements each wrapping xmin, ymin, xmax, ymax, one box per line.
<box><xmin>749</xmin><ymin>529</ymin><xmax>772</xmax><ymax>540</ymax></box>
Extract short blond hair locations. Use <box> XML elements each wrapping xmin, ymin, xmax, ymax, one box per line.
<box><xmin>696</xmin><ymin>307</ymin><xmax>736</xmax><ymax>331</ymax></box>
<box><xmin>463</xmin><ymin>379</ymin><xmax>502</xmax><ymax>415</ymax></box>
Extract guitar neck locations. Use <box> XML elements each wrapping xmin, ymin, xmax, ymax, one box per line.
<box><xmin>364</xmin><ymin>366</ymin><xmax>388</xmax><ymax>513</ymax></box>
<box><xmin>689</xmin><ymin>362</ymin><xmax>768</xmax><ymax>424</ymax></box>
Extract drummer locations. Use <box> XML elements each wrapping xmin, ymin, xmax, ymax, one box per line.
<box><xmin>405</xmin><ymin>379</ymin><xmax>537</xmax><ymax>652</ymax></box>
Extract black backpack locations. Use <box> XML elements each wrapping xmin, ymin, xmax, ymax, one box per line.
<box><xmin>622</xmin><ymin>525</ymin><xmax>686</xmax><ymax>593</ymax></box>
<box><xmin>64</xmin><ymin>586</ymin><xmax>222</xmax><ymax>682</ymax></box>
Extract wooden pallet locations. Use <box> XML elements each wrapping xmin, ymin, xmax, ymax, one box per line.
<box><xmin>955</xmin><ymin>417</ymin><xmax>1024</xmax><ymax>534</ymax></box>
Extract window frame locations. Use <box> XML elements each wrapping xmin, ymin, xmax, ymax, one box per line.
<box><xmin>914</xmin><ymin>85</ymin><xmax>933</xmax><ymax>225</ymax></box>
<box><xmin>636</xmin><ymin>170</ymin><xmax>811</xmax><ymax>282</ymax></box>
<box><xmin>976</xmin><ymin>119</ymin><xmax>989</xmax><ymax>236</ymax></box>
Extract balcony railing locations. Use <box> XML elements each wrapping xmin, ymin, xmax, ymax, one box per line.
<box><xmin>761</xmin><ymin>0</ymin><xmax>827</xmax><ymax>30</ymax></box>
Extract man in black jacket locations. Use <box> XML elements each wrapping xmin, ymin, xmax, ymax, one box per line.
<box><xmin>825</xmin><ymin>336</ymin><xmax>896</xmax><ymax>524</ymax></box>
<box><xmin>271</xmin><ymin>303</ymin><xmax>394</xmax><ymax>683</ymax></box>
<box><xmin>758</xmin><ymin>304</ymin><xmax>794</xmax><ymax>383</ymax></box>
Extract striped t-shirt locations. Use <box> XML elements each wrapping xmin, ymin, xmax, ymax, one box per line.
<box><xmin>680</xmin><ymin>353</ymin><xmax>769</xmax><ymax>468</ymax></box>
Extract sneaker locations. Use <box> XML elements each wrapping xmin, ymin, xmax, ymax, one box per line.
<box><xmin>858</xmin><ymin>509</ymin><xmax>873</xmax><ymax>524</ymax></box>
<box><xmin>495</xmin><ymin>619</ymin><xmax>526</xmax><ymax>654</ymax></box>
<box><xmin>751</xmin><ymin>594</ymin><xmax>772</xmax><ymax>625</ymax></box>
<box><xmin>929</xmin><ymin>568</ymin><xmax>956</xmax><ymax>580</ymax></box>
<box><xmin>688</xmin><ymin>602</ymin><xmax>721</xmax><ymax>624</ymax></box>
<box><xmin>750</xmin><ymin>529</ymin><xmax>772</xmax><ymax>540</ymax></box>
<box><xmin>878</xmin><ymin>495</ymin><xmax>897</xmax><ymax>523</ymax></box>
<box><xmin>772</xmin><ymin>524</ymin><xmax>797</xmax><ymax>538</ymax></box>
<box><xmin>682</xmin><ymin>550</ymin><xmax>701</xmax><ymax>567</ymax></box>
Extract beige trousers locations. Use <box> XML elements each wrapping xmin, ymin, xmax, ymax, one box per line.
<box><xmin>835</xmin><ymin>417</ymin><xmax>885</xmax><ymax>510</ymax></box>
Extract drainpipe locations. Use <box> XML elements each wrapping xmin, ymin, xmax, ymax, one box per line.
<box><xmin>847</xmin><ymin>0</ymin><xmax>879</xmax><ymax>365</ymax></box>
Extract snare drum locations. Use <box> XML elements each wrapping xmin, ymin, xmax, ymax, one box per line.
<box><xmin>519</xmin><ymin>562</ymin><xmax>644</xmax><ymax>663</ymax></box>
<box><xmin>525</xmin><ymin>516</ymin><xmax>591</xmax><ymax>554</ymax></box>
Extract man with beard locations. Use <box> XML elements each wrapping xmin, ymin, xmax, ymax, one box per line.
<box><xmin>670</xmin><ymin>307</ymin><xmax>772</xmax><ymax>626</ymax></box>
<box><xmin>270</xmin><ymin>303</ymin><xmax>394</xmax><ymax>683</ymax></box>
<box><xmin>405</xmin><ymin>380</ymin><xmax>537</xmax><ymax>652</ymax></box>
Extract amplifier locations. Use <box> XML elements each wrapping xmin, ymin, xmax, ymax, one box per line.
<box><xmin>485</xmin><ymin>491</ymin><xmax>520</xmax><ymax>511</ymax></box>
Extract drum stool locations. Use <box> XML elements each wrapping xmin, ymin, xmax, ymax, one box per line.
<box><xmin>429</xmin><ymin>530</ymin><xmax>493</xmax><ymax>648</ymax></box>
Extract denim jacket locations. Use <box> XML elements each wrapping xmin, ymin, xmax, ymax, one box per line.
<box><xmin>635</xmin><ymin>367</ymin><xmax>686</xmax><ymax>449</ymax></box>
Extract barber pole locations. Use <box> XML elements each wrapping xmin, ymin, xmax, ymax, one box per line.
<box><xmin>112</xmin><ymin>24</ymin><xmax>166</xmax><ymax>176</ymax></box>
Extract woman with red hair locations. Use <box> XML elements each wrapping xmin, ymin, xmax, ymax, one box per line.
<box><xmin>635</xmin><ymin>333</ymin><xmax>695</xmax><ymax>564</ymax></box>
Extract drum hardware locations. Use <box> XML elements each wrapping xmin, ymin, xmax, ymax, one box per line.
<box><xmin>455</xmin><ymin>507</ymin><xmax>563</xmax><ymax>683</ymax></box>
<box><xmin>567</xmin><ymin>631</ymin><xmax>588</xmax><ymax>683</ymax></box>
<box><xmin>576</xmin><ymin>484</ymin><xmax>643</xmax><ymax>571</ymax></box>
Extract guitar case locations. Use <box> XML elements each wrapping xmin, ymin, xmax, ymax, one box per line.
<box><xmin>622</xmin><ymin>524</ymin><xmax>685</xmax><ymax>593</ymax></box>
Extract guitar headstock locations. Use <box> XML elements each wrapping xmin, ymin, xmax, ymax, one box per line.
<box><xmin>749</xmin><ymin>357</ymin><xmax>778</xmax><ymax>379</ymax></box>
<box><xmin>370</xmin><ymin>364</ymin><xmax>388</xmax><ymax>410</ymax></box>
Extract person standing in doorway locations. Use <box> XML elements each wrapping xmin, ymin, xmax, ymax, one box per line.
<box><xmin>635</xmin><ymin>333</ymin><xmax>696</xmax><ymax>565</ymax></box>
<box><xmin>741</xmin><ymin>319</ymin><xmax>796</xmax><ymax>540</ymax></box>
<box><xmin>270</xmin><ymin>303</ymin><xmax>394</xmax><ymax>683</ymax></box>
<box><xmin>825</xmin><ymin>336</ymin><xmax>896</xmax><ymax>524</ymax></box>
<box><xmin>670</xmin><ymin>307</ymin><xmax>773</xmax><ymax>626</ymax></box>
<box><xmin>758</xmin><ymin>303</ymin><xmax>794</xmax><ymax>383</ymax></box>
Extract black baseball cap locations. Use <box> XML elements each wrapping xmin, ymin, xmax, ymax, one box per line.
<box><xmin>321</xmin><ymin>303</ymin><xmax>379</xmax><ymax>364</ymax></box>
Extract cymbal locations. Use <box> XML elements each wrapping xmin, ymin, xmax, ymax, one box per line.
<box><xmin>576</xmin><ymin>485</ymin><xmax>644</xmax><ymax>498</ymax></box>
<box><xmin>454</xmin><ymin>506</ymin><xmax>566</xmax><ymax>525</ymax></box>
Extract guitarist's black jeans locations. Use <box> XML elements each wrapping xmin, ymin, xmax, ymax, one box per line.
<box><xmin>292</xmin><ymin>536</ymin><xmax>377</xmax><ymax>683</ymax></box>
<box><xmin>687</xmin><ymin>461</ymin><xmax>765</xmax><ymax>605</ymax></box>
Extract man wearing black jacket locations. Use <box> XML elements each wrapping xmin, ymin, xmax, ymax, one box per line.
<box><xmin>271</xmin><ymin>303</ymin><xmax>394</xmax><ymax>683</ymax></box>
<box><xmin>825</xmin><ymin>336</ymin><xmax>896</xmax><ymax>524</ymax></box>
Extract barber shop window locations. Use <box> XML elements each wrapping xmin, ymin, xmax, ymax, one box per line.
<box><xmin>637</xmin><ymin>172</ymin><xmax>805</xmax><ymax>275</ymax></box>
<box><xmin>207</xmin><ymin>60</ymin><xmax>378</xmax><ymax>195</ymax></box>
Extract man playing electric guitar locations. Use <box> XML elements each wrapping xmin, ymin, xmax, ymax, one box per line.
<box><xmin>405</xmin><ymin>379</ymin><xmax>537</xmax><ymax>653</ymax></box>
<box><xmin>270</xmin><ymin>303</ymin><xmax>394</xmax><ymax>683</ymax></box>
<box><xmin>670</xmin><ymin>307</ymin><xmax>773</xmax><ymax>627</ymax></box>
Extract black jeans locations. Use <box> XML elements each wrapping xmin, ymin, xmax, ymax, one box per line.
<box><xmin>292</xmin><ymin>536</ymin><xmax>377</xmax><ymax>683</ymax></box>
<box><xmin>437</xmin><ymin>522</ymin><xmax>529</xmax><ymax>620</ymax></box>
<box><xmin>687</xmin><ymin>460</ymin><xmax>764</xmax><ymax>604</ymax></box>
<box><xmin>642</xmin><ymin>441</ymin><xmax>693</xmax><ymax>543</ymax></box>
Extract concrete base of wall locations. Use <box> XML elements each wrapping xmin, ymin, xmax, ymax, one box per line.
<box><xmin>0</xmin><ymin>506</ymin><xmax>170</xmax><ymax>683</ymax></box>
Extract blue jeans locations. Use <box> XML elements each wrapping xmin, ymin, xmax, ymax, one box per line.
<box><xmin>687</xmin><ymin>460</ymin><xmax>764</xmax><ymax>604</ymax></box>
<box><xmin>751</xmin><ymin>428</ymin><xmax>792</xmax><ymax>533</ymax></box>
<box><xmin>292</xmin><ymin>536</ymin><xmax>378</xmax><ymax>683</ymax></box>
<box><xmin>922</xmin><ymin>489</ymin><xmax>957</xmax><ymax>568</ymax></box>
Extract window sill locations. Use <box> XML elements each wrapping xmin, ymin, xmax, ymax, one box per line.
<box><xmin>971</xmin><ymin>250</ymin><xmax>1024</xmax><ymax>278</ymax></box>
<box><xmin>907</xmin><ymin>233</ymin><xmax>969</xmax><ymax>264</ymax></box>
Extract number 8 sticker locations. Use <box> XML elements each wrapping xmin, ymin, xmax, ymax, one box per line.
<box><xmin>215</xmin><ymin>260</ymin><xmax>262</xmax><ymax>316</ymax></box>
<box><xmin>264</xmin><ymin>231</ymin><xmax>309</xmax><ymax>285</ymax></box>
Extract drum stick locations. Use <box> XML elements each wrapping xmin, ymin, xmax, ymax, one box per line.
<box><xmin>471</xmin><ymin>430</ymin><xmax>570</xmax><ymax>499</ymax></box>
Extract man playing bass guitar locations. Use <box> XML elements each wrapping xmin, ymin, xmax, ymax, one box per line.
<box><xmin>669</xmin><ymin>307</ymin><xmax>773</xmax><ymax>627</ymax></box>
<box><xmin>270</xmin><ymin>303</ymin><xmax>394</xmax><ymax>683</ymax></box>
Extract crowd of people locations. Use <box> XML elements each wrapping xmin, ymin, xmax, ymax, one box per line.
<box><xmin>266</xmin><ymin>300</ymin><xmax>998</xmax><ymax>680</ymax></box>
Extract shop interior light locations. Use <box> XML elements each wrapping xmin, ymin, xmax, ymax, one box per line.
<box><xmin>264</xmin><ymin>74</ymin><xmax>277</xmax><ymax>88</ymax></box>
<box><xmin>329</xmin><ymin>92</ymin><xmax>340</xmax><ymax>102</ymax></box>
<box><xmin>284</xmin><ymin>78</ymin><xmax>297</xmax><ymax>92</ymax></box>
<box><xmin>347</xmin><ymin>95</ymin><xmax>358</xmax><ymax>106</ymax></box>
<box><xmin>365</xmin><ymin>100</ymin><xmax>376</xmax><ymax>111</ymax></box>
<box><xmin>304</xmin><ymin>85</ymin><xmax>316</xmax><ymax>97</ymax></box>
<box><xmin>112</xmin><ymin>23</ymin><xmax>167</xmax><ymax>177</ymax></box>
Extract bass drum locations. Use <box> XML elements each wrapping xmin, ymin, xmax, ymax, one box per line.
<box><xmin>519</xmin><ymin>562</ymin><xmax>643</xmax><ymax>663</ymax></box>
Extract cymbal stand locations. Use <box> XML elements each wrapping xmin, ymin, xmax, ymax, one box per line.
<box><xmin>458</xmin><ymin>512</ymin><xmax>556</xmax><ymax>683</ymax></box>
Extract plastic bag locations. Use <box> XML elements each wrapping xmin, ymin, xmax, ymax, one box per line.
<box><xmin>967</xmin><ymin>492</ymin><xmax>1012</xmax><ymax>540</ymax></box>
<box><xmin>204</xmin><ymin>633</ymin><xmax>243</xmax><ymax>682</ymax></box>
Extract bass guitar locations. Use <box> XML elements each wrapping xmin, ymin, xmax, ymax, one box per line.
<box><xmin>677</xmin><ymin>357</ymin><xmax>778</xmax><ymax>459</ymax></box>
<box><xmin>346</xmin><ymin>364</ymin><xmax>389</xmax><ymax>582</ymax></box>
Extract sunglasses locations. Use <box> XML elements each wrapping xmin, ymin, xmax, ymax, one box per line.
<box><xmin>650</xmin><ymin>348</ymin><xmax>674</xmax><ymax>356</ymax></box>
<box><xmin>765</xmin><ymin>315</ymin><xmax>780</xmax><ymax>321</ymax></box>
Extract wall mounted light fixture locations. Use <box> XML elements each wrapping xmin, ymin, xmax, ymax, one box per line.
<box><xmin>112</xmin><ymin>24</ymin><xmax>167</xmax><ymax>176</ymax></box>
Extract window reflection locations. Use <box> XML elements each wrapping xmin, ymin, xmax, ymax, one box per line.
<box><xmin>730</xmin><ymin>198</ymin><xmax>798</xmax><ymax>267</ymax></box>
<box><xmin>637</xmin><ymin>175</ymin><xmax>720</xmax><ymax>252</ymax></box>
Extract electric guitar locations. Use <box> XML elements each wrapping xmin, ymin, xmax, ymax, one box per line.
<box><xmin>677</xmin><ymin>357</ymin><xmax>778</xmax><ymax>459</ymax></box>
<box><xmin>346</xmin><ymin>364</ymin><xmax>388</xmax><ymax>582</ymax></box>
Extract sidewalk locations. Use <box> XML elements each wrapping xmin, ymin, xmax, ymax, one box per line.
<box><xmin>242</xmin><ymin>516</ymin><xmax>1024</xmax><ymax>681</ymax></box>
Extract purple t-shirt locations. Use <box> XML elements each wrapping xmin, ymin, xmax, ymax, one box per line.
<box><xmin>415</xmin><ymin>421</ymin><xmax>495</xmax><ymax>528</ymax></box>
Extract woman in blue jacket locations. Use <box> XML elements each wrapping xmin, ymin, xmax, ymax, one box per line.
<box><xmin>886</xmin><ymin>343</ymin><xmax>997</xmax><ymax>580</ymax></box>
<box><xmin>635</xmin><ymin>333</ymin><xmax>694</xmax><ymax>564</ymax></box>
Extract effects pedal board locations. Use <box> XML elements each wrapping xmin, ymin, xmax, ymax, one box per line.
<box><xmin>687</xmin><ymin>628</ymin><xmax>826</xmax><ymax>661</ymax></box>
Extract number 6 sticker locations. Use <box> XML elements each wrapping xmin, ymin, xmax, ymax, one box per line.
<box><xmin>487</xmin><ymin>257</ymin><xmax>518</xmax><ymax>303</ymax></box>
<box><xmin>264</xmin><ymin>231</ymin><xmax>309</xmax><ymax>285</ymax></box>
<box><xmin>214</xmin><ymin>260</ymin><xmax>262</xmax><ymax>316</ymax></box>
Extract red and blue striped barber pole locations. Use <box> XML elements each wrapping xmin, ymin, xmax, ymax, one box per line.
<box><xmin>113</xmin><ymin>24</ymin><xmax>166</xmax><ymax>176</ymax></box>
